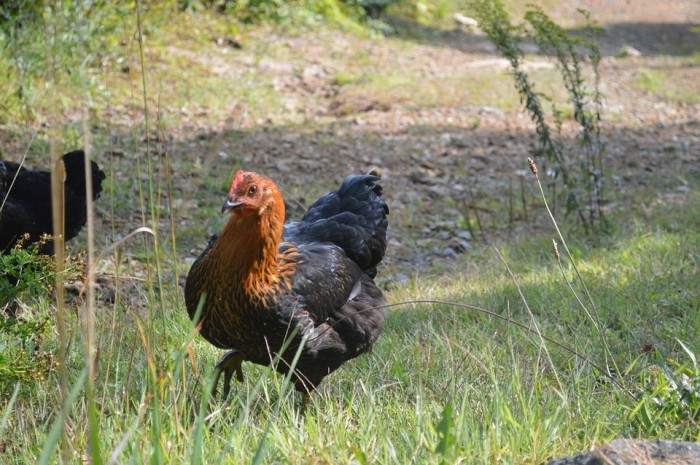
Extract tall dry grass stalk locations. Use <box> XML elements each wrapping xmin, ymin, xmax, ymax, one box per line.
<box><xmin>528</xmin><ymin>157</ymin><xmax>620</xmax><ymax>380</ymax></box>
<box><xmin>42</xmin><ymin>1</ymin><xmax>70</xmax><ymax>461</ymax></box>
<box><xmin>82</xmin><ymin>88</ymin><xmax>102</xmax><ymax>463</ymax></box>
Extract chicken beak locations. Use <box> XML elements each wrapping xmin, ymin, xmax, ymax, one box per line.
<box><xmin>221</xmin><ymin>196</ymin><xmax>243</xmax><ymax>215</ymax></box>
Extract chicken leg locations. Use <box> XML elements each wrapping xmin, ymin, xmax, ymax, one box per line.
<box><xmin>212</xmin><ymin>350</ymin><xmax>244</xmax><ymax>399</ymax></box>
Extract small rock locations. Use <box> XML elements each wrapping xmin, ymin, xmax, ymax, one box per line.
<box><xmin>457</xmin><ymin>231</ymin><xmax>472</xmax><ymax>241</ymax></box>
<box><xmin>409</xmin><ymin>170</ymin><xmax>435</xmax><ymax>184</ymax></box>
<box><xmin>479</xmin><ymin>106</ymin><xmax>505</xmax><ymax>117</ymax></box>
<box><xmin>440</xmin><ymin>246</ymin><xmax>457</xmax><ymax>257</ymax></box>
<box><xmin>435</xmin><ymin>231</ymin><xmax>451</xmax><ymax>241</ymax></box>
<box><xmin>548</xmin><ymin>438</ymin><xmax>700</xmax><ymax>465</ymax></box>
<box><xmin>449</xmin><ymin>136</ymin><xmax>471</xmax><ymax>149</ymax></box>
<box><xmin>213</xmin><ymin>36</ymin><xmax>242</xmax><ymax>49</ymax></box>
<box><xmin>449</xmin><ymin>238</ymin><xmax>471</xmax><ymax>253</ymax></box>
<box><xmin>453</xmin><ymin>13</ymin><xmax>478</xmax><ymax>28</ymax></box>
<box><xmin>617</xmin><ymin>45</ymin><xmax>642</xmax><ymax>58</ymax></box>
<box><xmin>302</xmin><ymin>64</ymin><xmax>327</xmax><ymax>81</ymax></box>
<box><xmin>428</xmin><ymin>185</ymin><xmax>451</xmax><ymax>197</ymax></box>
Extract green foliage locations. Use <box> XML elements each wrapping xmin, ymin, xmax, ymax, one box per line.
<box><xmin>634</xmin><ymin>69</ymin><xmax>665</xmax><ymax>94</ymax></box>
<box><xmin>0</xmin><ymin>240</ymin><xmax>54</xmax><ymax>306</ymax></box>
<box><xmin>0</xmin><ymin>317</ymin><xmax>55</xmax><ymax>387</ymax></box>
<box><xmin>0</xmin><ymin>0</ymin><xmax>42</xmax><ymax>34</ymax></box>
<box><xmin>0</xmin><ymin>243</ymin><xmax>57</xmax><ymax>389</ymax></box>
<box><xmin>181</xmin><ymin>0</ymin><xmax>290</xmax><ymax>22</ymax></box>
<box><xmin>0</xmin><ymin>243</ymin><xmax>73</xmax><ymax>391</ymax></box>
<box><xmin>341</xmin><ymin>0</ymin><xmax>401</xmax><ymax>19</ymax></box>
<box><xmin>434</xmin><ymin>401</ymin><xmax>456</xmax><ymax>464</ymax></box>
<box><xmin>470</xmin><ymin>0</ymin><xmax>607</xmax><ymax>233</ymax></box>
<box><xmin>178</xmin><ymin>0</ymin><xmax>454</xmax><ymax>29</ymax></box>
<box><xmin>0</xmin><ymin>0</ymin><xmax>131</xmax><ymax>123</ymax></box>
<box><xmin>180</xmin><ymin>0</ymin><xmax>369</xmax><ymax>26</ymax></box>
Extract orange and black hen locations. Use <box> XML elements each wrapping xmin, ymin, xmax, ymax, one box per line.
<box><xmin>185</xmin><ymin>171</ymin><xmax>389</xmax><ymax>398</ymax></box>
<box><xmin>0</xmin><ymin>150</ymin><xmax>105</xmax><ymax>254</ymax></box>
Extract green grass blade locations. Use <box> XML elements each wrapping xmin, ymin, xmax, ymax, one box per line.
<box><xmin>0</xmin><ymin>382</ymin><xmax>21</xmax><ymax>439</ymax></box>
<box><xmin>38</xmin><ymin>368</ymin><xmax>88</xmax><ymax>465</ymax></box>
<box><xmin>88</xmin><ymin>381</ymin><xmax>104</xmax><ymax>465</ymax></box>
<box><xmin>676</xmin><ymin>339</ymin><xmax>697</xmax><ymax>370</ymax></box>
<box><xmin>250</xmin><ymin>424</ymin><xmax>271</xmax><ymax>465</ymax></box>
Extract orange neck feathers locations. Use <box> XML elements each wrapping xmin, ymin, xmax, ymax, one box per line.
<box><xmin>213</xmin><ymin>178</ymin><xmax>286</xmax><ymax>295</ymax></box>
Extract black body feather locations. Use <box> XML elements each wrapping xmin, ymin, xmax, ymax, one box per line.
<box><xmin>284</xmin><ymin>174</ymin><xmax>388</xmax><ymax>277</ymax></box>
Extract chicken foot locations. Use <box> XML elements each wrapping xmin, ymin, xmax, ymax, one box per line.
<box><xmin>212</xmin><ymin>350</ymin><xmax>244</xmax><ymax>399</ymax></box>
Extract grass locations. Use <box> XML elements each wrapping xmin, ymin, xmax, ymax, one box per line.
<box><xmin>2</xmin><ymin>192</ymin><xmax>698</xmax><ymax>463</ymax></box>
<box><xmin>1</xmin><ymin>1</ymin><xmax>700</xmax><ymax>464</ymax></box>
<box><xmin>633</xmin><ymin>67</ymin><xmax>700</xmax><ymax>104</ymax></box>
<box><xmin>1</xmin><ymin>1</ymin><xmax>586</xmax><ymax>137</ymax></box>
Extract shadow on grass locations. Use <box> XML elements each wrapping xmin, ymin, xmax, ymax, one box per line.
<box><xmin>385</xmin><ymin>15</ymin><xmax>700</xmax><ymax>57</ymax></box>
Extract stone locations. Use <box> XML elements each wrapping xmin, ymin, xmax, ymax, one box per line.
<box><xmin>617</xmin><ymin>45</ymin><xmax>643</xmax><ymax>58</ymax></box>
<box><xmin>548</xmin><ymin>439</ymin><xmax>700</xmax><ymax>465</ymax></box>
<box><xmin>453</xmin><ymin>13</ymin><xmax>478</xmax><ymax>28</ymax></box>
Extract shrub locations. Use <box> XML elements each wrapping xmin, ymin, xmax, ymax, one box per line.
<box><xmin>0</xmin><ymin>241</ymin><xmax>57</xmax><ymax>390</ymax></box>
<box><xmin>470</xmin><ymin>0</ymin><xmax>607</xmax><ymax>233</ymax></box>
<box><xmin>0</xmin><ymin>238</ymin><xmax>54</xmax><ymax>310</ymax></box>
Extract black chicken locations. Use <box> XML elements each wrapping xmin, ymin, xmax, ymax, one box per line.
<box><xmin>0</xmin><ymin>150</ymin><xmax>106</xmax><ymax>254</ymax></box>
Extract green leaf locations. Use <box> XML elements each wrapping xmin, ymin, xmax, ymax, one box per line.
<box><xmin>38</xmin><ymin>369</ymin><xmax>88</xmax><ymax>465</ymax></box>
<box><xmin>435</xmin><ymin>401</ymin><xmax>455</xmax><ymax>461</ymax></box>
<box><xmin>676</xmin><ymin>339</ymin><xmax>697</xmax><ymax>371</ymax></box>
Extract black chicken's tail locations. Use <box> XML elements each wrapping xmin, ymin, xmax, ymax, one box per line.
<box><xmin>60</xmin><ymin>150</ymin><xmax>106</xmax><ymax>246</ymax></box>
<box><xmin>284</xmin><ymin>174</ymin><xmax>389</xmax><ymax>277</ymax></box>
<box><xmin>61</xmin><ymin>150</ymin><xmax>106</xmax><ymax>201</ymax></box>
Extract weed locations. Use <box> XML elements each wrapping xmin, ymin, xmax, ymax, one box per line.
<box><xmin>630</xmin><ymin>341</ymin><xmax>700</xmax><ymax>440</ymax></box>
<box><xmin>0</xmin><ymin>239</ymin><xmax>54</xmax><ymax>309</ymax></box>
<box><xmin>0</xmin><ymin>317</ymin><xmax>56</xmax><ymax>388</ymax></box>
<box><xmin>634</xmin><ymin>70</ymin><xmax>665</xmax><ymax>94</ymax></box>
<box><xmin>0</xmin><ymin>241</ymin><xmax>58</xmax><ymax>390</ymax></box>
<box><xmin>470</xmin><ymin>0</ymin><xmax>607</xmax><ymax>233</ymax></box>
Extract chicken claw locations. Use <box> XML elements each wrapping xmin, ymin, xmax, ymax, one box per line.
<box><xmin>212</xmin><ymin>350</ymin><xmax>244</xmax><ymax>399</ymax></box>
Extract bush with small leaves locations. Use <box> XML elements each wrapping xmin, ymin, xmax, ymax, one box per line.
<box><xmin>0</xmin><ymin>317</ymin><xmax>57</xmax><ymax>390</ymax></box>
<box><xmin>0</xmin><ymin>239</ymin><xmax>58</xmax><ymax>390</ymax></box>
<box><xmin>470</xmin><ymin>0</ymin><xmax>607</xmax><ymax>233</ymax></box>
<box><xmin>1</xmin><ymin>237</ymin><xmax>55</xmax><ymax>312</ymax></box>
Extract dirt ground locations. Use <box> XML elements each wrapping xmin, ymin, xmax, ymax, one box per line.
<box><xmin>167</xmin><ymin>0</ymin><xmax>700</xmax><ymax>274</ymax></box>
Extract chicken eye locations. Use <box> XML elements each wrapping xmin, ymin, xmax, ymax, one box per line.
<box><xmin>247</xmin><ymin>185</ymin><xmax>258</xmax><ymax>197</ymax></box>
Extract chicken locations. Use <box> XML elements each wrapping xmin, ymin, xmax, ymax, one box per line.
<box><xmin>0</xmin><ymin>150</ymin><xmax>106</xmax><ymax>254</ymax></box>
<box><xmin>185</xmin><ymin>170</ymin><xmax>389</xmax><ymax>400</ymax></box>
